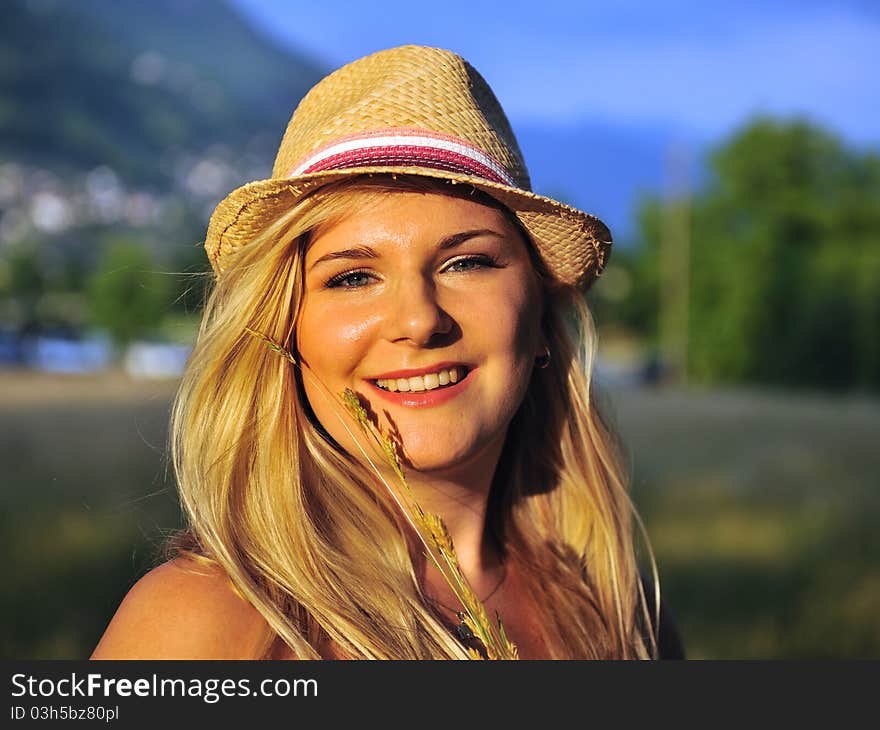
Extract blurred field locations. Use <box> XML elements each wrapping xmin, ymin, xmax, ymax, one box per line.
<box><xmin>0</xmin><ymin>372</ymin><xmax>180</xmax><ymax>660</ymax></box>
<box><xmin>1</xmin><ymin>371</ymin><xmax>878</xmax><ymax>659</ymax></box>
<box><xmin>606</xmin><ymin>385</ymin><xmax>880</xmax><ymax>658</ymax></box>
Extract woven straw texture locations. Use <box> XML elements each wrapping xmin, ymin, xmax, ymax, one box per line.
<box><xmin>204</xmin><ymin>45</ymin><xmax>612</xmax><ymax>290</ymax></box>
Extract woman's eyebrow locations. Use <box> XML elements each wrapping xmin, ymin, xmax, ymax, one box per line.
<box><xmin>307</xmin><ymin>228</ymin><xmax>505</xmax><ymax>272</ymax></box>
<box><xmin>308</xmin><ymin>244</ymin><xmax>378</xmax><ymax>272</ymax></box>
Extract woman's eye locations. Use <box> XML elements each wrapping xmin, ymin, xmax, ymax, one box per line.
<box><xmin>325</xmin><ymin>256</ymin><xmax>500</xmax><ymax>288</ymax></box>
<box><xmin>326</xmin><ymin>270</ymin><xmax>375</xmax><ymax>288</ymax></box>
<box><xmin>444</xmin><ymin>255</ymin><xmax>499</xmax><ymax>273</ymax></box>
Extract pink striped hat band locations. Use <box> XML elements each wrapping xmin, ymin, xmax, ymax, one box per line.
<box><xmin>287</xmin><ymin>128</ymin><xmax>519</xmax><ymax>188</ymax></box>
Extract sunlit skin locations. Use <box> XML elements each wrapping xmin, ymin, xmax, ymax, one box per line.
<box><xmin>296</xmin><ymin>192</ymin><xmax>545</xmax><ymax>601</ymax></box>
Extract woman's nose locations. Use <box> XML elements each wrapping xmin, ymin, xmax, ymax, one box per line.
<box><xmin>386</xmin><ymin>275</ymin><xmax>453</xmax><ymax>346</ymax></box>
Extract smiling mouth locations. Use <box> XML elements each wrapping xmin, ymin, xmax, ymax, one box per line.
<box><xmin>372</xmin><ymin>366</ymin><xmax>469</xmax><ymax>393</ymax></box>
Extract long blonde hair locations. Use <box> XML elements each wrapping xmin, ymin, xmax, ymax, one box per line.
<box><xmin>170</xmin><ymin>175</ymin><xmax>659</xmax><ymax>659</ymax></box>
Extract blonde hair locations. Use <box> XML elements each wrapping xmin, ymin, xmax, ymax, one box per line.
<box><xmin>169</xmin><ymin>175</ymin><xmax>659</xmax><ymax>659</ymax></box>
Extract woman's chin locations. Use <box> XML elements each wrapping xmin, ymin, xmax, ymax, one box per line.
<box><xmin>399</xmin><ymin>452</ymin><xmax>465</xmax><ymax>474</ymax></box>
<box><xmin>391</xmin><ymin>429</ymin><xmax>503</xmax><ymax>476</ymax></box>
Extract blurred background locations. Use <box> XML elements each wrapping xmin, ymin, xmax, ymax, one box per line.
<box><xmin>1</xmin><ymin>0</ymin><xmax>877</xmax><ymax>659</ymax></box>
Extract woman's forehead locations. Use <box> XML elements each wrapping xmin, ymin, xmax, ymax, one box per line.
<box><xmin>305</xmin><ymin>190</ymin><xmax>524</xmax><ymax>257</ymax></box>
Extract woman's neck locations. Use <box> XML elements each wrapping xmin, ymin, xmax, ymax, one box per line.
<box><xmin>401</xmin><ymin>438</ymin><xmax>507</xmax><ymax>599</ymax></box>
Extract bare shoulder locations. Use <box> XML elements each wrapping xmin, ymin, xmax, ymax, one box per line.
<box><xmin>90</xmin><ymin>557</ymin><xmax>271</xmax><ymax>660</ymax></box>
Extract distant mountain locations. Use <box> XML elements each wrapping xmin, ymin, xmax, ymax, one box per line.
<box><xmin>73</xmin><ymin>0</ymin><xmax>325</xmax><ymax>133</ymax></box>
<box><xmin>0</xmin><ymin>0</ymin><xmax>325</xmax><ymax>186</ymax></box>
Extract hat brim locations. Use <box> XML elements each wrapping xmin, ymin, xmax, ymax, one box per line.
<box><xmin>205</xmin><ymin>167</ymin><xmax>612</xmax><ymax>290</ymax></box>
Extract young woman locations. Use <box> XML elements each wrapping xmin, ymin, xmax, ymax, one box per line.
<box><xmin>91</xmin><ymin>45</ymin><xmax>682</xmax><ymax>660</ymax></box>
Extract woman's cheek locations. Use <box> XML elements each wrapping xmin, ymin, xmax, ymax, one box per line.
<box><xmin>485</xmin><ymin>288</ymin><xmax>541</xmax><ymax>356</ymax></box>
<box><xmin>298</xmin><ymin>302</ymin><xmax>384</xmax><ymax>380</ymax></box>
<box><xmin>328</xmin><ymin>314</ymin><xmax>379</xmax><ymax>351</ymax></box>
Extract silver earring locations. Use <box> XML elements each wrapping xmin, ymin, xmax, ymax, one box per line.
<box><xmin>536</xmin><ymin>346</ymin><xmax>551</xmax><ymax>369</ymax></box>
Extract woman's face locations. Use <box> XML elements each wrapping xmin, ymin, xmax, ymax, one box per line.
<box><xmin>296</xmin><ymin>190</ymin><xmax>544</xmax><ymax>474</ymax></box>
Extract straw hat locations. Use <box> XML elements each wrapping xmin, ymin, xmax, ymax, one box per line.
<box><xmin>205</xmin><ymin>45</ymin><xmax>612</xmax><ymax>290</ymax></box>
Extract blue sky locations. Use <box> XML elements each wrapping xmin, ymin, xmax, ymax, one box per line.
<box><xmin>230</xmin><ymin>0</ymin><xmax>878</xmax><ymax>146</ymax></box>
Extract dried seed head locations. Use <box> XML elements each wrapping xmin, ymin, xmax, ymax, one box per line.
<box><xmin>341</xmin><ymin>388</ymin><xmax>369</xmax><ymax>426</ymax></box>
<box><xmin>244</xmin><ymin>327</ymin><xmax>297</xmax><ymax>365</ymax></box>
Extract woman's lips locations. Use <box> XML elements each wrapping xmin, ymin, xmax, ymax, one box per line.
<box><xmin>365</xmin><ymin>361</ymin><xmax>469</xmax><ymax>380</ymax></box>
<box><xmin>363</xmin><ymin>368</ymin><xmax>474</xmax><ymax>408</ymax></box>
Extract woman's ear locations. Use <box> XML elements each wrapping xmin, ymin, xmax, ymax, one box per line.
<box><xmin>536</xmin><ymin>293</ymin><xmax>550</xmax><ymax>359</ymax></box>
<box><xmin>535</xmin><ymin>344</ymin><xmax>551</xmax><ymax>369</ymax></box>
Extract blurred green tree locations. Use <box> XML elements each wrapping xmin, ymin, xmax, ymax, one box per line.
<box><xmin>1</xmin><ymin>246</ymin><xmax>46</xmax><ymax>332</ymax></box>
<box><xmin>86</xmin><ymin>240</ymin><xmax>171</xmax><ymax>347</ymax></box>
<box><xmin>626</xmin><ymin>118</ymin><xmax>880</xmax><ymax>391</ymax></box>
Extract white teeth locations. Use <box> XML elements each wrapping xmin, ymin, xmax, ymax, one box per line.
<box><xmin>375</xmin><ymin>367</ymin><xmax>466</xmax><ymax>392</ymax></box>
